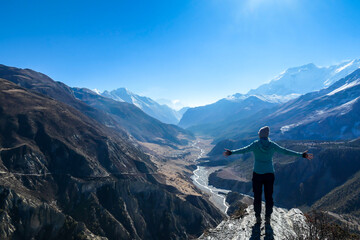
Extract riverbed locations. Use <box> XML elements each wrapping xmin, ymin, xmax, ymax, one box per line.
<box><xmin>191</xmin><ymin>166</ymin><xmax>230</xmax><ymax>214</ymax></box>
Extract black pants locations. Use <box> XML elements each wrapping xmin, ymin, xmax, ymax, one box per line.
<box><xmin>252</xmin><ymin>172</ymin><xmax>275</xmax><ymax>217</ymax></box>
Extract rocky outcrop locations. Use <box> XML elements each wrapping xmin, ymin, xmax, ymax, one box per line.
<box><xmin>199</xmin><ymin>205</ymin><xmax>309</xmax><ymax>240</ymax></box>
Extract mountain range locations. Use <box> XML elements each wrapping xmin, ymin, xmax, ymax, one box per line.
<box><xmin>0</xmin><ymin>65</ymin><xmax>193</xmax><ymax>147</ymax></box>
<box><xmin>73</xmin><ymin>87</ymin><xmax>193</xmax><ymax>147</ymax></box>
<box><xmin>249</xmin><ymin>59</ymin><xmax>360</xmax><ymax>96</ymax></box>
<box><xmin>178</xmin><ymin>94</ymin><xmax>279</xmax><ymax>129</ymax></box>
<box><xmin>179</xmin><ymin>60</ymin><xmax>360</xmax><ymax>143</ymax></box>
<box><xmin>207</xmin><ymin>67</ymin><xmax>360</xmax><ymax>142</ymax></box>
<box><xmin>1</xmin><ymin>59</ymin><xmax>360</xmax><ymax>239</ymax></box>
<box><xmin>102</xmin><ymin>88</ymin><xmax>183</xmax><ymax>124</ymax></box>
<box><xmin>0</xmin><ymin>65</ymin><xmax>221</xmax><ymax>239</ymax></box>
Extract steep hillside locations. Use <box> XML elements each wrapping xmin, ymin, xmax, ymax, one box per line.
<box><xmin>248</xmin><ymin>59</ymin><xmax>360</xmax><ymax>96</ymax></box>
<box><xmin>312</xmin><ymin>168</ymin><xmax>360</xmax><ymax>218</ymax></box>
<box><xmin>0</xmin><ymin>64</ymin><xmax>191</xmax><ymax>147</ymax></box>
<box><xmin>102</xmin><ymin>88</ymin><xmax>180</xmax><ymax>124</ymax></box>
<box><xmin>178</xmin><ymin>60</ymin><xmax>360</xmax><ymax>137</ymax></box>
<box><xmin>179</xmin><ymin>94</ymin><xmax>278</xmax><ymax>129</ymax></box>
<box><xmin>73</xmin><ymin>88</ymin><xmax>193</xmax><ymax>146</ymax></box>
<box><xmin>208</xmin><ymin>68</ymin><xmax>360</xmax><ymax>142</ymax></box>
<box><xmin>0</xmin><ymin>78</ymin><xmax>223</xmax><ymax>239</ymax></box>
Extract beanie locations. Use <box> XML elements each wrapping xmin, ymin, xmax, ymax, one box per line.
<box><xmin>258</xmin><ymin>126</ymin><xmax>270</xmax><ymax>138</ymax></box>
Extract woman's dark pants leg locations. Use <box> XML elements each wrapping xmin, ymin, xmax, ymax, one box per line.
<box><xmin>252</xmin><ymin>172</ymin><xmax>275</xmax><ymax>217</ymax></box>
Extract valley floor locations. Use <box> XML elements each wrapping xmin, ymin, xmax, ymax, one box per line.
<box><xmin>138</xmin><ymin>137</ymin><xmax>215</xmax><ymax>197</ymax></box>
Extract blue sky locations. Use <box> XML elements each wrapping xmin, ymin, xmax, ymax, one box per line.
<box><xmin>1</xmin><ymin>0</ymin><xmax>360</xmax><ymax>107</ymax></box>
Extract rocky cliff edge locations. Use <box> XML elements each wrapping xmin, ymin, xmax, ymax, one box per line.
<box><xmin>199</xmin><ymin>205</ymin><xmax>308</xmax><ymax>240</ymax></box>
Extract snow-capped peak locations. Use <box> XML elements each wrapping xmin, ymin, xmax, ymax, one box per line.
<box><xmin>101</xmin><ymin>87</ymin><xmax>181</xmax><ymax>124</ymax></box>
<box><xmin>92</xmin><ymin>88</ymin><xmax>102</xmax><ymax>95</ymax></box>
<box><xmin>225</xmin><ymin>93</ymin><xmax>300</xmax><ymax>104</ymax></box>
<box><xmin>248</xmin><ymin>59</ymin><xmax>360</xmax><ymax>96</ymax></box>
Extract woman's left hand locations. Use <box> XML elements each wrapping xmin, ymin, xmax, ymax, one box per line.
<box><xmin>303</xmin><ymin>150</ymin><xmax>313</xmax><ymax>160</ymax></box>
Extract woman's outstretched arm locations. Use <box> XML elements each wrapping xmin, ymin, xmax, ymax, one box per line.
<box><xmin>273</xmin><ymin>142</ymin><xmax>313</xmax><ymax>159</ymax></box>
<box><xmin>223</xmin><ymin>142</ymin><xmax>255</xmax><ymax>157</ymax></box>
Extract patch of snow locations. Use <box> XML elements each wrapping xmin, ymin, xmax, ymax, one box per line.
<box><xmin>330</xmin><ymin>97</ymin><xmax>360</xmax><ymax>115</ymax></box>
<box><xmin>280</xmin><ymin>124</ymin><xmax>298</xmax><ymax>134</ymax></box>
<box><xmin>327</xmin><ymin>79</ymin><xmax>360</xmax><ymax>96</ymax></box>
<box><xmin>315</xmin><ymin>110</ymin><xmax>326</xmax><ymax>116</ymax></box>
<box><xmin>130</xmin><ymin>95</ymin><xmax>141</xmax><ymax>108</ymax></box>
<box><xmin>226</xmin><ymin>93</ymin><xmax>299</xmax><ymax>104</ymax></box>
<box><xmin>334</xmin><ymin>60</ymin><xmax>355</xmax><ymax>74</ymax></box>
<box><xmin>226</xmin><ymin>94</ymin><xmax>248</xmax><ymax>101</ymax></box>
<box><xmin>92</xmin><ymin>89</ymin><xmax>102</xmax><ymax>95</ymax></box>
<box><xmin>256</xmin><ymin>94</ymin><xmax>301</xmax><ymax>103</ymax></box>
<box><xmin>272</xmin><ymin>70</ymin><xmax>286</xmax><ymax>82</ymax></box>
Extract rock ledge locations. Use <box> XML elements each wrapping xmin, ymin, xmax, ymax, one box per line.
<box><xmin>199</xmin><ymin>205</ymin><xmax>308</xmax><ymax>240</ymax></box>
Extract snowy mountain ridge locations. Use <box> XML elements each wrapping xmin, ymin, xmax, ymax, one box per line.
<box><xmin>248</xmin><ymin>59</ymin><xmax>360</xmax><ymax>96</ymax></box>
<box><xmin>276</xmin><ymin>68</ymin><xmax>360</xmax><ymax>138</ymax></box>
<box><xmin>102</xmin><ymin>88</ymin><xmax>182</xmax><ymax>124</ymax></box>
<box><xmin>226</xmin><ymin>93</ymin><xmax>301</xmax><ymax>104</ymax></box>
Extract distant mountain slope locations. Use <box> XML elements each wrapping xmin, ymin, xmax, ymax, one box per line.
<box><xmin>0</xmin><ymin>77</ymin><xmax>223</xmax><ymax>239</ymax></box>
<box><xmin>73</xmin><ymin>87</ymin><xmax>193</xmax><ymax>146</ymax></box>
<box><xmin>178</xmin><ymin>94</ymin><xmax>278</xmax><ymax>129</ymax></box>
<box><xmin>102</xmin><ymin>88</ymin><xmax>180</xmax><ymax>124</ymax></box>
<box><xmin>0</xmin><ymin>64</ymin><xmax>129</xmax><ymax>137</ymax></box>
<box><xmin>179</xmin><ymin>59</ymin><xmax>360</xmax><ymax>137</ymax></box>
<box><xmin>248</xmin><ymin>59</ymin><xmax>360</xmax><ymax>96</ymax></box>
<box><xmin>208</xmin><ymin>68</ymin><xmax>360</xmax><ymax>142</ymax></box>
<box><xmin>0</xmin><ymin>64</ymin><xmax>192</xmax><ymax>146</ymax></box>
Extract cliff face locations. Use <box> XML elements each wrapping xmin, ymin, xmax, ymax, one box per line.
<box><xmin>0</xmin><ymin>188</ymin><xmax>106</xmax><ymax>240</ymax></box>
<box><xmin>0</xmin><ymin>77</ymin><xmax>223</xmax><ymax>239</ymax></box>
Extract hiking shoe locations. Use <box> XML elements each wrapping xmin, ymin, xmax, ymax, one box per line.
<box><xmin>265</xmin><ymin>216</ymin><xmax>271</xmax><ymax>225</ymax></box>
<box><xmin>256</xmin><ymin>215</ymin><xmax>261</xmax><ymax>224</ymax></box>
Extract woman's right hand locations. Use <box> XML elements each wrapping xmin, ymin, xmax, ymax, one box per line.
<box><xmin>223</xmin><ymin>148</ymin><xmax>232</xmax><ymax>157</ymax></box>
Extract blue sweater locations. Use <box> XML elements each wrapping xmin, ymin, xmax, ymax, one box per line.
<box><xmin>231</xmin><ymin>138</ymin><xmax>303</xmax><ymax>174</ymax></box>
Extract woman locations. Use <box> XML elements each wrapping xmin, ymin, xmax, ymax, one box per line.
<box><xmin>223</xmin><ymin>126</ymin><xmax>313</xmax><ymax>224</ymax></box>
